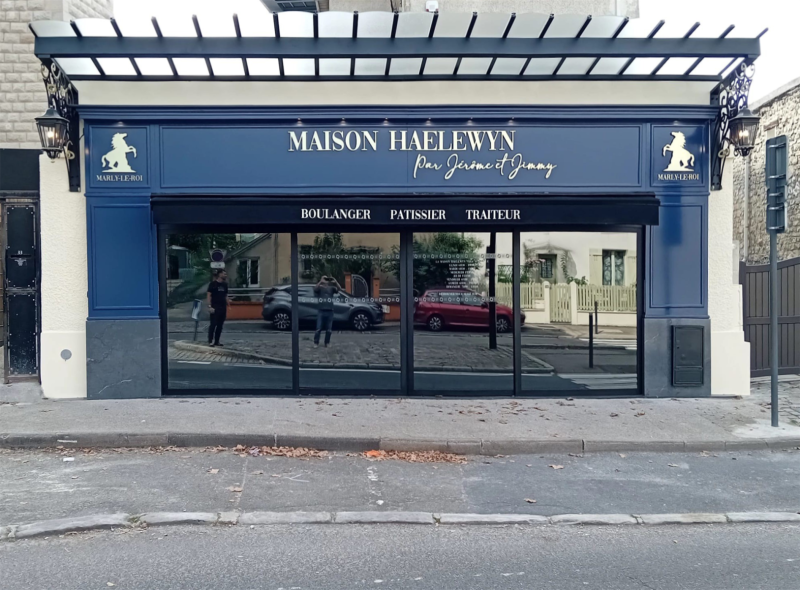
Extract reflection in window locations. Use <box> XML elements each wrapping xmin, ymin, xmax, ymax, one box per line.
<box><xmin>236</xmin><ymin>258</ymin><xmax>260</xmax><ymax>287</ymax></box>
<box><xmin>298</xmin><ymin>233</ymin><xmax>401</xmax><ymax>391</ymax></box>
<box><xmin>413</xmin><ymin>232</ymin><xmax>514</xmax><ymax>392</ymax></box>
<box><xmin>521</xmin><ymin>232</ymin><xmax>638</xmax><ymax>394</ymax></box>
<box><xmin>602</xmin><ymin>250</ymin><xmax>626</xmax><ymax>286</ymax></box>
<box><xmin>166</xmin><ymin>232</ymin><xmax>292</xmax><ymax>390</ymax></box>
<box><xmin>539</xmin><ymin>254</ymin><xmax>556</xmax><ymax>280</ymax></box>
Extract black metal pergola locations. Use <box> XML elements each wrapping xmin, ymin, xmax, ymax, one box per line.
<box><xmin>30</xmin><ymin>11</ymin><xmax>764</xmax><ymax>191</ymax></box>
<box><xmin>31</xmin><ymin>11</ymin><xmax>764</xmax><ymax>82</ymax></box>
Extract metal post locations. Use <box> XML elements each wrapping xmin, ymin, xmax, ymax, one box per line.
<box><xmin>589</xmin><ymin>313</ymin><xmax>594</xmax><ymax>368</ymax></box>
<box><xmin>488</xmin><ymin>232</ymin><xmax>497</xmax><ymax>350</ymax></box>
<box><xmin>594</xmin><ymin>300</ymin><xmax>599</xmax><ymax>334</ymax></box>
<box><xmin>291</xmin><ymin>232</ymin><xmax>299</xmax><ymax>394</ymax></box>
<box><xmin>770</xmin><ymin>231</ymin><xmax>779</xmax><ymax>427</ymax></box>
<box><xmin>512</xmin><ymin>231</ymin><xmax>522</xmax><ymax>395</ymax></box>
<box><xmin>743</xmin><ymin>156</ymin><xmax>750</xmax><ymax>260</ymax></box>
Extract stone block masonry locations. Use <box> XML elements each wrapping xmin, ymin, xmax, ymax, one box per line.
<box><xmin>0</xmin><ymin>0</ymin><xmax>112</xmax><ymax>149</ymax></box>
<box><xmin>733</xmin><ymin>77</ymin><xmax>800</xmax><ymax>264</ymax></box>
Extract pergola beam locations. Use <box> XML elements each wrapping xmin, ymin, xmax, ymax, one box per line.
<box><xmin>35</xmin><ymin>36</ymin><xmax>761</xmax><ymax>61</ymax></box>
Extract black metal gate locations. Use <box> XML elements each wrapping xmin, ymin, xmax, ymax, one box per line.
<box><xmin>4</xmin><ymin>203</ymin><xmax>39</xmax><ymax>379</ymax></box>
<box><xmin>740</xmin><ymin>257</ymin><xmax>800</xmax><ymax>377</ymax></box>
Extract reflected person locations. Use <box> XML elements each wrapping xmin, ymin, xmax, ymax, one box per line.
<box><xmin>207</xmin><ymin>269</ymin><xmax>231</xmax><ymax>347</ymax></box>
<box><xmin>313</xmin><ymin>275</ymin><xmax>340</xmax><ymax>348</ymax></box>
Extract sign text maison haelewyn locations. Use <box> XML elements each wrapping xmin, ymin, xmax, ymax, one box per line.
<box><xmin>287</xmin><ymin>129</ymin><xmax>557</xmax><ymax>181</ymax></box>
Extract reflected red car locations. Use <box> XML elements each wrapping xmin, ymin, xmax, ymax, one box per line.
<box><xmin>413</xmin><ymin>288</ymin><xmax>525</xmax><ymax>333</ymax></box>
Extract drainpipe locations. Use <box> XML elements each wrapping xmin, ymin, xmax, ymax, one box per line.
<box><xmin>743</xmin><ymin>155</ymin><xmax>750</xmax><ymax>260</ymax></box>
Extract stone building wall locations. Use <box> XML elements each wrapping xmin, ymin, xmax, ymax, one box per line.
<box><xmin>0</xmin><ymin>0</ymin><xmax>112</xmax><ymax>149</ymax></box>
<box><xmin>732</xmin><ymin>78</ymin><xmax>800</xmax><ymax>264</ymax></box>
<box><xmin>329</xmin><ymin>0</ymin><xmax>638</xmax><ymax>15</ymax></box>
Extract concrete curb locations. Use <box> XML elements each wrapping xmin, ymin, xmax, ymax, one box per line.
<box><xmin>2</xmin><ymin>510</ymin><xmax>799</xmax><ymax>540</ymax></box>
<box><xmin>2</xmin><ymin>433</ymin><xmax>800</xmax><ymax>454</ymax></box>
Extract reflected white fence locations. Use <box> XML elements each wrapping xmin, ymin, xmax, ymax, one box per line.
<box><xmin>577</xmin><ymin>285</ymin><xmax>637</xmax><ymax>312</ymax></box>
<box><xmin>496</xmin><ymin>282</ymin><xmax>637</xmax><ymax>327</ymax></box>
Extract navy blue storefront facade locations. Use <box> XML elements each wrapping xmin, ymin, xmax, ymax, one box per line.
<box><xmin>79</xmin><ymin>105</ymin><xmax>713</xmax><ymax>399</ymax></box>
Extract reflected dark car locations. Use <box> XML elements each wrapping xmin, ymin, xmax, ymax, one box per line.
<box><xmin>262</xmin><ymin>285</ymin><xmax>384</xmax><ymax>331</ymax></box>
<box><xmin>414</xmin><ymin>288</ymin><xmax>524</xmax><ymax>333</ymax></box>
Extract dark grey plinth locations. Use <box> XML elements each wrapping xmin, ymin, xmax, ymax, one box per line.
<box><xmin>86</xmin><ymin>319</ymin><xmax>161</xmax><ymax>399</ymax></box>
<box><xmin>643</xmin><ymin>317</ymin><xmax>711</xmax><ymax>398</ymax></box>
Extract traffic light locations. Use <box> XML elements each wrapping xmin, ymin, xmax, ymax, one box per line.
<box><xmin>766</xmin><ymin>135</ymin><xmax>788</xmax><ymax>234</ymax></box>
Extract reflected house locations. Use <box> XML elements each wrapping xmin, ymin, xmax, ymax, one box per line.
<box><xmin>223</xmin><ymin>233</ymin><xmax>288</xmax><ymax>320</ymax></box>
<box><xmin>223</xmin><ymin>232</ymin><xmax>402</xmax><ymax>320</ymax></box>
<box><xmin>479</xmin><ymin>232</ymin><xmax>637</xmax><ymax>327</ymax></box>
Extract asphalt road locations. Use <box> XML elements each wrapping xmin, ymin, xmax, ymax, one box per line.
<box><xmin>2</xmin><ymin>523</ymin><xmax>799</xmax><ymax>590</ymax></box>
<box><xmin>2</xmin><ymin>449</ymin><xmax>798</xmax><ymax>525</ymax></box>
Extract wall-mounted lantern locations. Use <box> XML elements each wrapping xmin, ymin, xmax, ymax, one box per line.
<box><xmin>727</xmin><ymin>107</ymin><xmax>760</xmax><ymax>157</ymax></box>
<box><xmin>711</xmin><ymin>61</ymin><xmax>757</xmax><ymax>191</ymax></box>
<box><xmin>35</xmin><ymin>61</ymin><xmax>80</xmax><ymax>192</ymax></box>
<box><xmin>35</xmin><ymin>107</ymin><xmax>70</xmax><ymax>160</ymax></box>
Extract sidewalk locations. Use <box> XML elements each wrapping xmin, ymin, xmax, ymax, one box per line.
<box><xmin>2</xmin><ymin>378</ymin><xmax>800</xmax><ymax>452</ymax></box>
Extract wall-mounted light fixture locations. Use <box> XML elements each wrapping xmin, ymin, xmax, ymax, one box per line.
<box><xmin>35</xmin><ymin>61</ymin><xmax>80</xmax><ymax>192</ymax></box>
<box><xmin>711</xmin><ymin>61</ymin><xmax>758</xmax><ymax>191</ymax></box>
<box><xmin>727</xmin><ymin>107</ymin><xmax>760</xmax><ymax>157</ymax></box>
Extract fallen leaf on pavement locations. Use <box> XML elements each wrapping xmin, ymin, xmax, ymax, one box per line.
<box><xmin>207</xmin><ymin>468</ymin><xmax>219</xmax><ymax>474</ymax></box>
<box><xmin>549</xmin><ymin>464</ymin><xmax>564</xmax><ymax>470</ymax></box>
<box><xmin>236</xmin><ymin>446</ymin><xmax>328</xmax><ymax>459</ymax></box>
<box><xmin>525</xmin><ymin>498</ymin><xmax>537</xmax><ymax>503</ymax></box>
<box><xmin>363</xmin><ymin>450</ymin><xmax>466</xmax><ymax>464</ymax></box>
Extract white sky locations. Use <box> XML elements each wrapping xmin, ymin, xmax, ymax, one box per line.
<box><xmin>115</xmin><ymin>0</ymin><xmax>799</xmax><ymax>101</ymax></box>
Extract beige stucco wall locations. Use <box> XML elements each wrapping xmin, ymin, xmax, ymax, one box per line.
<box><xmin>39</xmin><ymin>152</ymin><xmax>88</xmax><ymax>398</ymax></box>
<box><xmin>72</xmin><ymin>80</ymin><xmax>716</xmax><ymax>108</ymax></box>
<box><xmin>710</xmin><ymin>161</ymin><xmax>750</xmax><ymax>396</ymax></box>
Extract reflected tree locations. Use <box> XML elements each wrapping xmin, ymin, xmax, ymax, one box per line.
<box><xmin>385</xmin><ymin>232</ymin><xmax>483</xmax><ymax>294</ymax></box>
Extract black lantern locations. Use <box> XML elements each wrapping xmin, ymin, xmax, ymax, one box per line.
<box><xmin>35</xmin><ymin>107</ymin><xmax>70</xmax><ymax>160</ymax></box>
<box><xmin>728</xmin><ymin>107</ymin><xmax>760</xmax><ymax>157</ymax></box>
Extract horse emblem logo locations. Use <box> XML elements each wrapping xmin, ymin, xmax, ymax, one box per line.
<box><xmin>101</xmin><ymin>132</ymin><xmax>137</xmax><ymax>173</ymax></box>
<box><xmin>661</xmin><ymin>131</ymin><xmax>695</xmax><ymax>172</ymax></box>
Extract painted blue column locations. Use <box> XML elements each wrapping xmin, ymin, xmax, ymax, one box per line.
<box><xmin>84</xmin><ymin>123</ymin><xmax>161</xmax><ymax>399</ymax></box>
<box><xmin>643</xmin><ymin>124</ymin><xmax>711</xmax><ymax>396</ymax></box>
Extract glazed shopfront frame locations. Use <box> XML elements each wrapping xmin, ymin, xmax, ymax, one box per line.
<box><xmin>80</xmin><ymin>106</ymin><xmax>712</xmax><ymax>399</ymax></box>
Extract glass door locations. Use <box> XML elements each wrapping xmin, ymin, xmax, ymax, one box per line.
<box><xmin>519</xmin><ymin>231</ymin><xmax>639</xmax><ymax>394</ymax></box>
<box><xmin>411</xmin><ymin>231</ymin><xmax>515</xmax><ymax>394</ymax></box>
<box><xmin>164</xmin><ymin>231</ymin><xmax>293</xmax><ymax>392</ymax></box>
<box><xmin>297</xmin><ymin>233</ymin><xmax>401</xmax><ymax>393</ymax></box>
